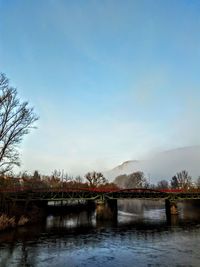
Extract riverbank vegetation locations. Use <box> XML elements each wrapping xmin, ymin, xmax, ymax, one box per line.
<box><xmin>0</xmin><ymin>214</ymin><xmax>29</xmax><ymax>231</ymax></box>
<box><xmin>0</xmin><ymin>170</ymin><xmax>117</xmax><ymax>191</ymax></box>
<box><xmin>0</xmin><ymin>169</ymin><xmax>200</xmax><ymax>193</ymax></box>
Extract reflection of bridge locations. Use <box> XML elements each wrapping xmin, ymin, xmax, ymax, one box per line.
<box><xmin>1</xmin><ymin>187</ymin><xmax>200</xmax><ymax>221</ymax></box>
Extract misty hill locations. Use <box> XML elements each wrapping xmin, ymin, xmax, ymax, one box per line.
<box><xmin>105</xmin><ymin>146</ymin><xmax>200</xmax><ymax>184</ymax></box>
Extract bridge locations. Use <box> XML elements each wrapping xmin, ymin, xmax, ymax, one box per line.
<box><xmin>1</xmin><ymin>187</ymin><xmax>200</xmax><ymax>221</ymax></box>
<box><xmin>1</xmin><ymin>187</ymin><xmax>200</xmax><ymax>200</ymax></box>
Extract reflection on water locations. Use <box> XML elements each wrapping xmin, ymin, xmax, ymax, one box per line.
<box><xmin>46</xmin><ymin>210</ymin><xmax>96</xmax><ymax>230</ymax></box>
<box><xmin>1</xmin><ymin>200</ymin><xmax>200</xmax><ymax>267</ymax></box>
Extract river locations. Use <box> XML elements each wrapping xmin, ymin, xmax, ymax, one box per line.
<box><xmin>1</xmin><ymin>200</ymin><xmax>200</xmax><ymax>267</ymax></box>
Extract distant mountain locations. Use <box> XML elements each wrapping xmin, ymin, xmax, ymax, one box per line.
<box><xmin>105</xmin><ymin>146</ymin><xmax>200</xmax><ymax>184</ymax></box>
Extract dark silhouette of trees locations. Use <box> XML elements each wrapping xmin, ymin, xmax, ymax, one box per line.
<box><xmin>157</xmin><ymin>179</ymin><xmax>169</xmax><ymax>189</ymax></box>
<box><xmin>74</xmin><ymin>175</ymin><xmax>83</xmax><ymax>184</ymax></box>
<box><xmin>170</xmin><ymin>170</ymin><xmax>192</xmax><ymax>189</ymax></box>
<box><xmin>0</xmin><ymin>73</ymin><xmax>38</xmax><ymax>174</ymax></box>
<box><xmin>85</xmin><ymin>171</ymin><xmax>107</xmax><ymax>187</ymax></box>
<box><xmin>196</xmin><ymin>176</ymin><xmax>200</xmax><ymax>188</ymax></box>
<box><xmin>0</xmin><ymin>174</ymin><xmax>21</xmax><ymax>189</ymax></box>
<box><xmin>32</xmin><ymin>170</ymin><xmax>41</xmax><ymax>181</ymax></box>
<box><xmin>171</xmin><ymin>175</ymin><xmax>178</xmax><ymax>189</ymax></box>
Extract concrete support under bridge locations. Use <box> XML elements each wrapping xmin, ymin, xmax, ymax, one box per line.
<box><xmin>96</xmin><ymin>199</ymin><xmax>117</xmax><ymax>221</ymax></box>
<box><xmin>96</xmin><ymin>198</ymin><xmax>179</xmax><ymax>222</ymax></box>
<box><xmin>165</xmin><ymin>199</ymin><xmax>178</xmax><ymax>224</ymax></box>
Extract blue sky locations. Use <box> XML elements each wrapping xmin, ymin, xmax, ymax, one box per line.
<box><xmin>0</xmin><ymin>0</ymin><xmax>200</xmax><ymax>175</ymax></box>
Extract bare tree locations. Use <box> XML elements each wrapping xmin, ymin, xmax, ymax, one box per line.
<box><xmin>157</xmin><ymin>179</ymin><xmax>169</xmax><ymax>189</ymax></box>
<box><xmin>74</xmin><ymin>175</ymin><xmax>83</xmax><ymax>184</ymax></box>
<box><xmin>114</xmin><ymin>172</ymin><xmax>148</xmax><ymax>189</ymax></box>
<box><xmin>125</xmin><ymin>171</ymin><xmax>148</xmax><ymax>189</ymax></box>
<box><xmin>196</xmin><ymin>176</ymin><xmax>200</xmax><ymax>188</ymax></box>
<box><xmin>0</xmin><ymin>73</ymin><xmax>38</xmax><ymax>174</ymax></box>
<box><xmin>170</xmin><ymin>170</ymin><xmax>192</xmax><ymax>189</ymax></box>
<box><xmin>85</xmin><ymin>171</ymin><xmax>107</xmax><ymax>187</ymax></box>
<box><xmin>51</xmin><ymin>169</ymin><xmax>71</xmax><ymax>183</ymax></box>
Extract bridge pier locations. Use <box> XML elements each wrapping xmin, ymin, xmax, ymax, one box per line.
<box><xmin>96</xmin><ymin>199</ymin><xmax>117</xmax><ymax>221</ymax></box>
<box><xmin>165</xmin><ymin>199</ymin><xmax>178</xmax><ymax>222</ymax></box>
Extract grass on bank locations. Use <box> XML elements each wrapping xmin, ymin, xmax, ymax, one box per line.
<box><xmin>0</xmin><ymin>214</ymin><xmax>29</xmax><ymax>231</ymax></box>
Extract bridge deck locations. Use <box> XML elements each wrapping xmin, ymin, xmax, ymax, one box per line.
<box><xmin>1</xmin><ymin>188</ymin><xmax>200</xmax><ymax>201</ymax></box>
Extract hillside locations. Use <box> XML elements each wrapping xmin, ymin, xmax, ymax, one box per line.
<box><xmin>105</xmin><ymin>146</ymin><xmax>200</xmax><ymax>184</ymax></box>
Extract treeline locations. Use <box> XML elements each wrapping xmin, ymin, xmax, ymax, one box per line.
<box><xmin>1</xmin><ymin>169</ymin><xmax>200</xmax><ymax>191</ymax></box>
<box><xmin>0</xmin><ymin>170</ymin><xmax>117</xmax><ymax>190</ymax></box>
<box><xmin>114</xmin><ymin>170</ymin><xmax>200</xmax><ymax>190</ymax></box>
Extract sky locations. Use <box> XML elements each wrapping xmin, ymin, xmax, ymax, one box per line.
<box><xmin>0</xmin><ymin>0</ymin><xmax>200</xmax><ymax>176</ymax></box>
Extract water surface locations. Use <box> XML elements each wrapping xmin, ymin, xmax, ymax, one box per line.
<box><xmin>1</xmin><ymin>200</ymin><xmax>200</xmax><ymax>267</ymax></box>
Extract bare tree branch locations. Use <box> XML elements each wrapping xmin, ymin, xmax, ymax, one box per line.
<box><xmin>0</xmin><ymin>73</ymin><xmax>38</xmax><ymax>174</ymax></box>
<box><xmin>85</xmin><ymin>171</ymin><xmax>107</xmax><ymax>187</ymax></box>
